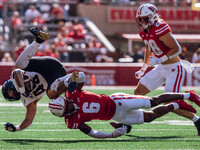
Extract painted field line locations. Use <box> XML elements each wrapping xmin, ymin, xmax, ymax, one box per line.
<box><xmin>0</xmin><ymin>128</ymin><xmax>196</xmax><ymax>132</ymax></box>
<box><xmin>0</xmin><ymin>103</ymin><xmax>48</xmax><ymax>107</ymax></box>
<box><xmin>84</xmin><ymin>86</ymin><xmax>200</xmax><ymax>91</ymax></box>
<box><xmin>1</xmin><ymin>137</ymin><xmax>200</xmax><ymax>141</ymax></box>
<box><xmin>0</xmin><ymin>120</ymin><xmax>194</xmax><ymax>126</ymax></box>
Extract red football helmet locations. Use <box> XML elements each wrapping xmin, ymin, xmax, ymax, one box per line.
<box><xmin>136</xmin><ymin>3</ymin><xmax>159</xmax><ymax>29</ymax></box>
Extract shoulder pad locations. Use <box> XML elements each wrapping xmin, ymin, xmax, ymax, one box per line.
<box><xmin>153</xmin><ymin>21</ymin><xmax>171</xmax><ymax>37</ymax></box>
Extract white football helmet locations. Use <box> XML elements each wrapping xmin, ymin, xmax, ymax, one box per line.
<box><xmin>49</xmin><ymin>97</ymin><xmax>66</xmax><ymax>117</ymax></box>
<box><xmin>136</xmin><ymin>3</ymin><xmax>159</xmax><ymax>29</ymax></box>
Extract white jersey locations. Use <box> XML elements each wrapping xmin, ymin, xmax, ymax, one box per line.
<box><xmin>20</xmin><ymin>72</ymin><xmax>48</xmax><ymax>107</ymax></box>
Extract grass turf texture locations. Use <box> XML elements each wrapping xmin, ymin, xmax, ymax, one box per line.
<box><xmin>0</xmin><ymin>88</ymin><xmax>200</xmax><ymax>150</ymax></box>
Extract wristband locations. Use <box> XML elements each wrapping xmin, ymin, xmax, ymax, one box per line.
<box><xmin>19</xmin><ymin>87</ymin><xmax>25</xmax><ymax>93</ymax></box>
<box><xmin>141</xmin><ymin>63</ymin><xmax>148</xmax><ymax>72</ymax></box>
<box><xmin>160</xmin><ymin>55</ymin><xmax>169</xmax><ymax>63</ymax></box>
<box><xmin>16</xmin><ymin>125</ymin><xmax>21</xmax><ymax>131</ymax></box>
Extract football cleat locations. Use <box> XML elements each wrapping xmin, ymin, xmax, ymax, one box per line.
<box><xmin>194</xmin><ymin>118</ymin><xmax>200</xmax><ymax>136</ymax></box>
<box><xmin>186</xmin><ymin>90</ymin><xmax>200</xmax><ymax>107</ymax></box>
<box><xmin>30</xmin><ymin>27</ymin><xmax>50</xmax><ymax>43</ymax></box>
<box><xmin>175</xmin><ymin>100</ymin><xmax>197</xmax><ymax>113</ymax></box>
<box><xmin>110</xmin><ymin>122</ymin><xmax>132</xmax><ymax>133</ymax></box>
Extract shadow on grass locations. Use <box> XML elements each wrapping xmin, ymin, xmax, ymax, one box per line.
<box><xmin>2</xmin><ymin>135</ymin><xmax>186</xmax><ymax>145</ymax></box>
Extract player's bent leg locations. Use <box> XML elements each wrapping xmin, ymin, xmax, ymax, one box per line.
<box><xmin>144</xmin><ymin>103</ymin><xmax>174</xmax><ymax>122</ymax></box>
<box><xmin>150</xmin><ymin>93</ymin><xmax>184</xmax><ymax>107</ymax></box>
<box><xmin>171</xmin><ymin>109</ymin><xmax>195</xmax><ymax>120</ymax></box>
<box><xmin>134</xmin><ymin>83</ymin><xmax>150</xmax><ymax>95</ymax></box>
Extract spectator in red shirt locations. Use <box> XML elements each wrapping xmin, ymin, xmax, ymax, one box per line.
<box><xmin>51</xmin><ymin>3</ymin><xmax>64</xmax><ymax>20</ymax></box>
<box><xmin>10</xmin><ymin>11</ymin><xmax>23</xmax><ymax>43</ymax></box>
<box><xmin>44</xmin><ymin>44</ymin><xmax>60</xmax><ymax>59</ymax></box>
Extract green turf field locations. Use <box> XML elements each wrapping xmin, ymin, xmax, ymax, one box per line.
<box><xmin>0</xmin><ymin>88</ymin><xmax>200</xmax><ymax>150</ymax></box>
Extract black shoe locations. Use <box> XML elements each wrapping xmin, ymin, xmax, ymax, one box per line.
<box><xmin>194</xmin><ymin>118</ymin><xmax>200</xmax><ymax>136</ymax></box>
<box><xmin>110</xmin><ymin>122</ymin><xmax>132</xmax><ymax>133</ymax></box>
<box><xmin>30</xmin><ymin>27</ymin><xmax>49</xmax><ymax>43</ymax></box>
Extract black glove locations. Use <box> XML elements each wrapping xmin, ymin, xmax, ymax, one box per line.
<box><xmin>110</xmin><ymin>122</ymin><xmax>132</xmax><ymax>133</ymax></box>
<box><xmin>4</xmin><ymin>122</ymin><xmax>16</xmax><ymax>132</ymax></box>
<box><xmin>68</xmin><ymin>81</ymin><xmax>78</xmax><ymax>92</ymax></box>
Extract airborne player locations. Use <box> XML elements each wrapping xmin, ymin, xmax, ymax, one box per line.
<box><xmin>1</xmin><ymin>27</ymin><xmax>67</xmax><ymax>132</ymax></box>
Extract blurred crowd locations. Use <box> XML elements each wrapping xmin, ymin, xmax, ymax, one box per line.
<box><xmin>0</xmin><ymin>0</ymin><xmax>198</xmax><ymax>63</ymax></box>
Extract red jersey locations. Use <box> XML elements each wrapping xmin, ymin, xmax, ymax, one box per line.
<box><xmin>64</xmin><ymin>90</ymin><xmax>116</xmax><ymax>129</ymax></box>
<box><xmin>139</xmin><ymin>20</ymin><xmax>172</xmax><ymax>58</ymax></box>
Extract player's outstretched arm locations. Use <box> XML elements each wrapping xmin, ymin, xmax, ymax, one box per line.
<box><xmin>48</xmin><ymin>71</ymin><xmax>85</xmax><ymax>99</ymax></box>
<box><xmin>5</xmin><ymin>100</ymin><xmax>38</xmax><ymax>132</ymax></box>
<box><xmin>78</xmin><ymin>123</ymin><xmax>127</xmax><ymax>139</ymax></box>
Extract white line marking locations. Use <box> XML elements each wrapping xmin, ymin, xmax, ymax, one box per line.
<box><xmin>1</xmin><ymin>137</ymin><xmax>200</xmax><ymax>141</ymax></box>
<box><xmin>0</xmin><ymin>103</ymin><xmax>48</xmax><ymax>107</ymax></box>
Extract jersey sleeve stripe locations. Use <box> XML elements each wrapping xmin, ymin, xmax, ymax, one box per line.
<box><xmin>155</xmin><ymin>27</ymin><xmax>169</xmax><ymax>35</ymax></box>
<box><xmin>155</xmin><ymin>25</ymin><xmax>168</xmax><ymax>32</ymax></box>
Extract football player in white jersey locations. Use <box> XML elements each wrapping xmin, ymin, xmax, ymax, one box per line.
<box><xmin>2</xmin><ymin>27</ymin><xmax>68</xmax><ymax>132</ymax></box>
<box><xmin>132</xmin><ymin>3</ymin><xmax>200</xmax><ymax>135</ymax></box>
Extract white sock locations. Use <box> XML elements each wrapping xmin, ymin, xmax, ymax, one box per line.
<box><xmin>172</xmin><ymin>102</ymin><xmax>179</xmax><ymax>110</ymax></box>
<box><xmin>16</xmin><ymin>41</ymin><xmax>41</xmax><ymax>69</ymax></box>
<box><xmin>192</xmin><ymin>115</ymin><xmax>199</xmax><ymax>122</ymax></box>
<box><xmin>183</xmin><ymin>93</ymin><xmax>190</xmax><ymax>99</ymax></box>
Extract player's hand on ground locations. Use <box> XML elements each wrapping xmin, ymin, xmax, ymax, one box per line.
<box><xmin>135</xmin><ymin>70</ymin><xmax>145</xmax><ymax>79</ymax></box>
<box><xmin>149</xmin><ymin>56</ymin><xmax>162</xmax><ymax>66</ymax></box>
<box><xmin>4</xmin><ymin>122</ymin><xmax>16</xmax><ymax>132</ymax></box>
<box><xmin>112</xmin><ymin>125</ymin><xmax>127</xmax><ymax>138</ymax></box>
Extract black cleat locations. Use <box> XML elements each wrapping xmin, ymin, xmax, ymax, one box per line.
<box><xmin>30</xmin><ymin>27</ymin><xmax>49</xmax><ymax>43</ymax></box>
<box><xmin>110</xmin><ymin>122</ymin><xmax>132</xmax><ymax>133</ymax></box>
<box><xmin>194</xmin><ymin>118</ymin><xmax>200</xmax><ymax>136</ymax></box>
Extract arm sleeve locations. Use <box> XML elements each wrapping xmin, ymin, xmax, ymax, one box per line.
<box><xmin>88</xmin><ymin>129</ymin><xmax>113</xmax><ymax>139</ymax></box>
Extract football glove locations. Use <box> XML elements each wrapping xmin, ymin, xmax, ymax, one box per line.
<box><xmin>135</xmin><ymin>70</ymin><xmax>145</xmax><ymax>79</ymax></box>
<box><xmin>67</xmin><ymin>71</ymin><xmax>79</xmax><ymax>92</ymax></box>
<box><xmin>110</xmin><ymin>122</ymin><xmax>132</xmax><ymax>133</ymax></box>
<box><xmin>4</xmin><ymin>122</ymin><xmax>16</xmax><ymax>132</ymax></box>
<box><xmin>112</xmin><ymin>125</ymin><xmax>127</xmax><ymax>138</ymax></box>
<box><xmin>149</xmin><ymin>56</ymin><xmax>162</xmax><ymax>66</ymax></box>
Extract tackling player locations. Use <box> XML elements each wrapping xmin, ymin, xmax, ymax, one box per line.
<box><xmin>2</xmin><ymin>27</ymin><xmax>67</xmax><ymax>132</ymax></box>
<box><xmin>133</xmin><ymin>3</ymin><xmax>200</xmax><ymax>135</ymax></box>
<box><xmin>48</xmin><ymin>71</ymin><xmax>200</xmax><ymax>139</ymax></box>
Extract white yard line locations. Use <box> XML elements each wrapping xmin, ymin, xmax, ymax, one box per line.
<box><xmin>0</xmin><ymin>137</ymin><xmax>200</xmax><ymax>141</ymax></box>
<box><xmin>0</xmin><ymin>120</ymin><xmax>195</xmax><ymax>127</ymax></box>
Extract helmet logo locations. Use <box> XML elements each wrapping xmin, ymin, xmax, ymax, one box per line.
<box><xmin>139</xmin><ymin>6</ymin><xmax>144</xmax><ymax>16</ymax></box>
<box><xmin>148</xmin><ymin>6</ymin><xmax>157</xmax><ymax>13</ymax></box>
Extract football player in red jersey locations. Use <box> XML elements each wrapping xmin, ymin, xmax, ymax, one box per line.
<box><xmin>48</xmin><ymin>71</ymin><xmax>200</xmax><ymax>138</ymax></box>
<box><xmin>133</xmin><ymin>3</ymin><xmax>200</xmax><ymax>136</ymax></box>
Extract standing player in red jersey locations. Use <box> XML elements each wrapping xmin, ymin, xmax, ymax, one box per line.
<box><xmin>133</xmin><ymin>3</ymin><xmax>200</xmax><ymax>135</ymax></box>
<box><xmin>48</xmin><ymin>71</ymin><xmax>200</xmax><ymax>139</ymax></box>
